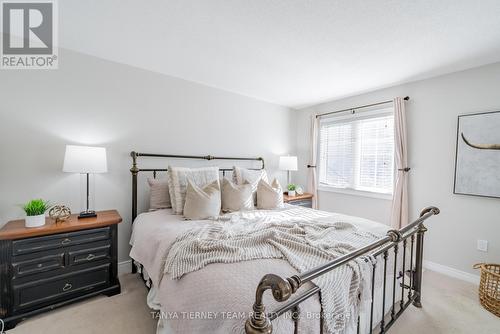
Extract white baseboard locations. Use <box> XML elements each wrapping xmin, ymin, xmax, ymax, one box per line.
<box><xmin>118</xmin><ymin>260</ymin><xmax>132</xmax><ymax>276</ymax></box>
<box><xmin>423</xmin><ymin>260</ymin><xmax>480</xmax><ymax>285</ymax></box>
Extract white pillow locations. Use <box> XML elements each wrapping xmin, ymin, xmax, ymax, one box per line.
<box><xmin>183</xmin><ymin>180</ymin><xmax>221</xmax><ymax>220</ymax></box>
<box><xmin>233</xmin><ymin>166</ymin><xmax>268</xmax><ymax>186</ymax></box>
<box><xmin>257</xmin><ymin>178</ymin><xmax>284</xmax><ymax>210</ymax></box>
<box><xmin>221</xmin><ymin>178</ymin><xmax>253</xmax><ymax>212</ymax></box>
<box><xmin>168</xmin><ymin>166</ymin><xmax>220</xmax><ymax>214</ymax></box>
<box><xmin>147</xmin><ymin>178</ymin><xmax>171</xmax><ymax>210</ymax></box>
<box><xmin>233</xmin><ymin>167</ymin><xmax>268</xmax><ymax>204</ymax></box>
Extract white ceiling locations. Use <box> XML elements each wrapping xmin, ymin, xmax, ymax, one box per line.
<box><xmin>59</xmin><ymin>0</ymin><xmax>500</xmax><ymax>108</ymax></box>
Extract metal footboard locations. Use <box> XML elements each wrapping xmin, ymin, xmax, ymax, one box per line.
<box><xmin>245</xmin><ymin>206</ymin><xmax>440</xmax><ymax>334</ymax></box>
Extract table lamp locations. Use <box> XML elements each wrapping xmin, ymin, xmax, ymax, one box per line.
<box><xmin>279</xmin><ymin>155</ymin><xmax>298</xmax><ymax>188</ymax></box>
<box><xmin>63</xmin><ymin>145</ymin><xmax>107</xmax><ymax>218</ymax></box>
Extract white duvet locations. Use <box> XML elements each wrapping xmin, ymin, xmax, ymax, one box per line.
<box><xmin>130</xmin><ymin>205</ymin><xmax>403</xmax><ymax>334</ymax></box>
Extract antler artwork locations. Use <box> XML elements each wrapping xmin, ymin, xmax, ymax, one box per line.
<box><xmin>461</xmin><ymin>133</ymin><xmax>500</xmax><ymax>150</ymax></box>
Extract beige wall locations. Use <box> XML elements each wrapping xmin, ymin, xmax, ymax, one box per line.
<box><xmin>295</xmin><ymin>62</ymin><xmax>500</xmax><ymax>276</ymax></box>
<box><xmin>0</xmin><ymin>49</ymin><xmax>295</xmax><ymax>263</ymax></box>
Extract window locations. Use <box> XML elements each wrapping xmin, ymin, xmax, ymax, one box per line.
<box><xmin>318</xmin><ymin>108</ymin><xmax>394</xmax><ymax>196</ymax></box>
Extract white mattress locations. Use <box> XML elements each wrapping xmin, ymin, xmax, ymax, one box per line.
<box><xmin>130</xmin><ymin>205</ymin><xmax>406</xmax><ymax>334</ymax></box>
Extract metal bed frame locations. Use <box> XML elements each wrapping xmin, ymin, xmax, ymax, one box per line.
<box><xmin>129</xmin><ymin>151</ymin><xmax>439</xmax><ymax>334</ymax></box>
<box><xmin>244</xmin><ymin>207</ymin><xmax>439</xmax><ymax>334</ymax></box>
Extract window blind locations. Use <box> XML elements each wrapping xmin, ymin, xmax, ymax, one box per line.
<box><xmin>319</xmin><ymin>108</ymin><xmax>394</xmax><ymax>194</ymax></box>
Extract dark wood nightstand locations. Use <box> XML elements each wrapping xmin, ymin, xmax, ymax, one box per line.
<box><xmin>283</xmin><ymin>193</ymin><xmax>313</xmax><ymax>208</ymax></box>
<box><xmin>0</xmin><ymin>210</ymin><xmax>122</xmax><ymax>330</ymax></box>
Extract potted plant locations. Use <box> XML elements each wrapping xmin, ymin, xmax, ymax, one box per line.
<box><xmin>287</xmin><ymin>184</ymin><xmax>297</xmax><ymax>197</ymax></box>
<box><xmin>22</xmin><ymin>199</ymin><xmax>51</xmax><ymax>228</ymax></box>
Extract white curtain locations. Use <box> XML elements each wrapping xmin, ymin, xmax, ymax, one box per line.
<box><xmin>390</xmin><ymin>97</ymin><xmax>409</xmax><ymax>228</ymax></box>
<box><xmin>308</xmin><ymin>114</ymin><xmax>319</xmax><ymax>209</ymax></box>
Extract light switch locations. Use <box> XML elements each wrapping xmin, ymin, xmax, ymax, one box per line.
<box><xmin>477</xmin><ymin>240</ymin><xmax>488</xmax><ymax>252</ymax></box>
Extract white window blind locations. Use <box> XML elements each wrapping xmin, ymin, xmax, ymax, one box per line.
<box><xmin>318</xmin><ymin>108</ymin><xmax>394</xmax><ymax>195</ymax></box>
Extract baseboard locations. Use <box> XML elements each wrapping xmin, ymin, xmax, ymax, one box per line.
<box><xmin>118</xmin><ymin>260</ymin><xmax>132</xmax><ymax>276</ymax></box>
<box><xmin>423</xmin><ymin>260</ymin><xmax>480</xmax><ymax>285</ymax></box>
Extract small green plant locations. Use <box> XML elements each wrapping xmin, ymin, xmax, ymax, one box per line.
<box><xmin>287</xmin><ymin>184</ymin><xmax>297</xmax><ymax>191</ymax></box>
<box><xmin>22</xmin><ymin>199</ymin><xmax>51</xmax><ymax>216</ymax></box>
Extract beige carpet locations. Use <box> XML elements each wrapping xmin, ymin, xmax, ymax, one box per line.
<box><xmin>8</xmin><ymin>270</ymin><xmax>499</xmax><ymax>333</ymax></box>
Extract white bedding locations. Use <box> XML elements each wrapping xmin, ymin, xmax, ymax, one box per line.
<box><xmin>130</xmin><ymin>205</ymin><xmax>404</xmax><ymax>334</ymax></box>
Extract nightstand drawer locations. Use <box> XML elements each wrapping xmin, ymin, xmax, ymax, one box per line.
<box><xmin>12</xmin><ymin>227</ymin><xmax>110</xmax><ymax>256</ymax></box>
<box><xmin>289</xmin><ymin>199</ymin><xmax>312</xmax><ymax>208</ymax></box>
<box><xmin>12</xmin><ymin>253</ymin><xmax>65</xmax><ymax>279</ymax></box>
<box><xmin>68</xmin><ymin>244</ymin><xmax>111</xmax><ymax>266</ymax></box>
<box><xmin>13</xmin><ymin>264</ymin><xmax>110</xmax><ymax>311</ymax></box>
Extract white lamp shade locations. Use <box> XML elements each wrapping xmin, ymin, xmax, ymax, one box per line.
<box><xmin>63</xmin><ymin>145</ymin><xmax>108</xmax><ymax>173</ymax></box>
<box><xmin>279</xmin><ymin>156</ymin><xmax>298</xmax><ymax>171</ymax></box>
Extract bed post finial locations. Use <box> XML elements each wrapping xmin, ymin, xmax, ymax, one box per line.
<box><xmin>130</xmin><ymin>151</ymin><xmax>139</xmax><ymax>221</ymax></box>
<box><xmin>130</xmin><ymin>151</ymin><xmax>138</xmax><ymax>172</ymax></box>
<box><xmin>245</xmin><ymin>274</ymin><xmax>295</xmax><ymax>334</ymax></box>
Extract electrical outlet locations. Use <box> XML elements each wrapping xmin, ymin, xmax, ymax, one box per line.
<box><xmin>477</xmin><ymin>240</ymin><xmax>488</xmax><ymax>252</ymax></box>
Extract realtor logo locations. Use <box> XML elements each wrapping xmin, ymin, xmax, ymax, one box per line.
<box><xmin>1</xmin><ymin>0</ymin><xmax>58</xmax><ymax>69</ymax></box>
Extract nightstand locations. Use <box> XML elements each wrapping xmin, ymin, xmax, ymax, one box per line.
<box><xmin>283</xmin><ymin>193</ymin><xmax>314</xmax><ymax>208</ymax></box>
<box><xmin>0</xmin><ymin>210</ymin><xmax>122</xmax><ymax>330</ymax></box>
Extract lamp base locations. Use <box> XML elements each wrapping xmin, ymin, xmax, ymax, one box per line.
<box><xmin>78</xmin><ymin>210</ymin><xmax>97</xmax><ymax>219</ymax></box>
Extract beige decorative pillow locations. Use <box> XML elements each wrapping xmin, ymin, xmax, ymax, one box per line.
<box><xmin>221</xmin><ymin>178</ymin><xmax>253</xmax><ymax>212</ymax></box>
<box><xmin>257</xmin><ymin>178</ymin><xmax>284</xmax><ymax>210</ymax></box>
<box><xmin>168</xmin><ymin>166</ymin><xmax>220</xmax><ymax>214</ymax></box>
<box><xmin>147</xmin><ymin>178</ymin><xmax>171</xmax><ymax>210</ymax></box>
<box><xmin>183</xmin><ymin>180</ymin><xmax>221</xmax><ymax>220</ymax></box>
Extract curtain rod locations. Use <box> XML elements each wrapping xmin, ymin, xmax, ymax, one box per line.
<box><xmin>315</xmin><ymin>96</ymin><xmax>410</xmax><ymax>119</ymax></box>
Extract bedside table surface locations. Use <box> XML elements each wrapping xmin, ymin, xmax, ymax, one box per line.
<box><xmin>283</xmin><ymin>192</ymin><xmax>313</xmax><ymax>202</ymax></box>
<box><xmin>0</xmin><ymin>210</ymin><xmax>122</xmax><ymax>240</ymax></box>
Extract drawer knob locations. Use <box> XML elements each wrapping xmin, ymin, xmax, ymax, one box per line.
<box><xmin>61</xmin><ymin>238</ymin><xmax>71</xmax><ymax>246</ymax></box>
<box><xmin>86</xmin><ymin>254</ymin><xmax>96</xmax><ymax>261</ymax></box>
<box><xmin>62</xmin><ymin>283</ymin><xmax>72</xmax><ymax>292</ymax></box>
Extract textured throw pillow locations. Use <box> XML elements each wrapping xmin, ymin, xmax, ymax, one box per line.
<box><xmin>167</xmin><ymin>171</ymin><xmax>177</xmax><ymax>212</ymax></box>
<box><xmin>183</xmin><ymin>180</ymin><xmax>221</xmax><ymax>220</ymax></box>
<box><xmin>221</xmin><ymin>178</ymin><xmax>253</xmax><ymax>212</ymax></box>
<box><xmin>147</xmin><ymin>178</ymin><xmax>171</xmax><ymax>210</ymax></box>
<box><xmin>257</xmin><ymin>178</ymin><xmax>284</xmax><ymax>210</ymax></box>
<box><xmin>233</xmin><ymin>167</ymin><xmax>269</xmax><ymax>204</ymax></box>
<box><xmin>233</xmin><ymin>166</ymin><xmax>268</xmax><ymax>186</ymax></box>
<box><xmin>168</xmin><ymin>166</ymin><xmax>220</xmax><ymax>214</ymax></box>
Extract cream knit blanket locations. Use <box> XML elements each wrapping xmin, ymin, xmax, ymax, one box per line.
<box><xmin>164</xmin><ymin>211</ymin><xmax>382</xmax><ymax>334</ymax></box>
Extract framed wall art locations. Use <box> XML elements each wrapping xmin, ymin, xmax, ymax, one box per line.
<box><xmin>454</xmin><ymin>110</ymin><xmax>500</xmax><ymax>198</ymax></box>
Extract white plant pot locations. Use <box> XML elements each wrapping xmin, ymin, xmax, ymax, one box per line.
<box><xmin>25</xmin><ymin>214</ymin><xmax>46</xmax><ymax>228</ymax></box>
<box><xmin>288</xmin><ymin>190</ymin><xmax>296</xmax><ymax>197</ymax></box>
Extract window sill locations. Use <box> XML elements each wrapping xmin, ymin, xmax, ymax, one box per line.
<box><xmin>318</xmin><ymin>185</ymin><xmax>393</xmax><ymax>201</ymax></box>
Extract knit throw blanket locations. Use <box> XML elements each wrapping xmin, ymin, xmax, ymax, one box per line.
<box><xmin>164</xmin><ymin>211</ymin><xmax>382</xmax><ymax>334</ymax></box>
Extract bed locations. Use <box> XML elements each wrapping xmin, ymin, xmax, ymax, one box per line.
<box><xmin>128</xmin><ymin>151</ymin><xmax>439</xmax><ymax>334</ymax></box>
